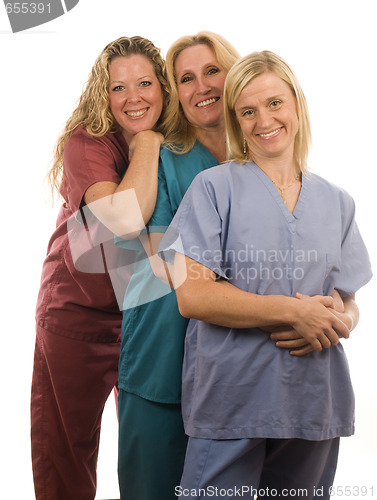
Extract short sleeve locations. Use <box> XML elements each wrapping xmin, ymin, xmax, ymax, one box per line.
<box><xmin>159</xmin><ymin>171</ymin><xmax>228</xmax><ymax>280</ymax></box>
<box><xmin>334</xmin><ymin>196</ymin><xmax>372</xmax><ymax>295</ymax></box>
<box><xmin>62</xmin><ymin>128</ymin><xmax>128</xmax><ymax>213</ymax></box>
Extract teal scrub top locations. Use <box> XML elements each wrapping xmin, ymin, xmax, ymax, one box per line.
<box><xmin>115</xmin><ymin>142</ymin><xmax>219</xmax><ymax>403</ymax></box>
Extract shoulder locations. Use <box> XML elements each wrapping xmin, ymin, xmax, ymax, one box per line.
<box><xmin>160</xmin><ymin>142</ymin><xmax>197</xmax><ymax>161</ymax></box>
<box><xmin>62</xmin><ymin>127</ymin><xmax>128</xmax><ymax>189</ymax></box>
<box><xmin>65</xmin><ymin>126</ymin><xmax>128</xmax><ymax>157</ymax></box>
<box><xmin>182</xmin><ymin>162</ymin><xmax>238</xmax><ymax>205</ymax></box>
<box><xmin>306</xmin><ymin>172</ymin><xmax>355</xmax><ymax>208</ymax></box>
<box><xmin>194</xmin><ymin>160</ymin><xmax>240</xmax><ymax>185</ymax></box>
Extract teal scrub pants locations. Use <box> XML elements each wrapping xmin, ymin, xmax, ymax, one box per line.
<box><xmin>118</xmin><ymin>389</ymin><xmax>188</xmax><ymax>500</ymax></box>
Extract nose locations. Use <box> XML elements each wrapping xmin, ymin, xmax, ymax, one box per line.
<box><xmin>195</xmin><ymin>75</ymin><xmax>211</xmax><ymax>94</ymax></box>
<box><xmin>126</xmin><ymin>87</ymin><xmax>141</xmax><ymax>103</ymax></box>
<box><xmin>257</xmin><ymin>107</ymin><xmax>273</xmax><ymax>128</ymax></box>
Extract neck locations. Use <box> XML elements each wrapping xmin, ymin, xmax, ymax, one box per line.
<box><xmin>196</xmin><ymin>122</ymin><xmax>227</xmax><ymax>163</ymax></box>
<box><xmin>251</xmin><ymin>151</ymin><xmax>299</xmax><ymax>185</ymax></box>
<box><xmin>122</xmin><ymin>128</ymin><xmax>132</xmax><ymax>146</ymax></box>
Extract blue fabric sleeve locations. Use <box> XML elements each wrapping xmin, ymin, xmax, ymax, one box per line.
<box><xmin>159</xmin><ymin>171</ymin><xmax>228</xmax><ymax>280</ymax></box>
<box><xmin>334</xmin><ymin>195</ymin><xmax>372</xmax><ymax>295</ymax></box>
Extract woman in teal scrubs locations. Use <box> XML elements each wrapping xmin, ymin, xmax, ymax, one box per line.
<box><xmin>115</xmin><ymin>32</ymin><xmax>240</xmax><ymax>500</ymax></box>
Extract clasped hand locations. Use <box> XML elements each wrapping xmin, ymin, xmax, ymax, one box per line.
<box><xmin>266</xmin><ymin>292</ymin><xmax>350</xmax><ymax>356</ymax></box>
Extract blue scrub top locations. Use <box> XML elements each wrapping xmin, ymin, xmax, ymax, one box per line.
<box><xmin>160</xmin><ymin>161</ymin><xmax>372</xmax><ymax>438</ymax></box>
<box><xmin>115</xmin><ymin>142</ymin><xmax>219</xmax><ymax>403</ymax></box>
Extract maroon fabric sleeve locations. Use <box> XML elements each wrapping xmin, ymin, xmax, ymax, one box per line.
<box><xmin>61</xmin><ymin>126</ymin><xmax>129</xmax><ymax>212</ymax></box>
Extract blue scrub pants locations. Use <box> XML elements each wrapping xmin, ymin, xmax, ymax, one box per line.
<box><xmin>118</xmin><ymin>390</ymin><xmax>188</xmax><ymax>500</ymax></box>
<box><xmin>178</xmin><ymin>437</ymin><xmax>340</xmax><ymax>499</ymax></box>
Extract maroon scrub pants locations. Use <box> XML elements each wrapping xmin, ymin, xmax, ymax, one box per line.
<box><xmin>31</xmin><ymin>324</ymin><xmax>120</xmax><ymax>500</ymax></box>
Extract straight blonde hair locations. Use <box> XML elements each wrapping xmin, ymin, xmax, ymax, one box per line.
<box><xmin>224</xmin><ymin>50</ymin><xmax>311</xmax><ymax>172</ymax></box>
<box><xmin>162</xmin><ymin>31</ymin><xmax>240</xmax><ymax>154</ymax></box>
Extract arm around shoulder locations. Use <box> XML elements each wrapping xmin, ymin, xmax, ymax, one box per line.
<box><xmin>84</xmin><ymin>130</ymin><xmax>164</xmax><ymax>238</ymax></box>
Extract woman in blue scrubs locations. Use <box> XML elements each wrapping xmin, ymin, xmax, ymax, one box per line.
<box><xmin>115</xmin><ymin>32</ymin><xmax>239</xmax><ymax>500</ymax></box>
<box><xmin>159</xmin><ymin>51</ymin><xmax>372</xmax><ymax>499</ymax></box>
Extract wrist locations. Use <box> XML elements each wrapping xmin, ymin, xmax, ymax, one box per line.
<box><xmin>137</xmin><ymin>130</ymin><xmax>163</xmax><ymax>146</ymax></box>
<box><xmin>268</xmin><ymin>295</ymin><xmax>299</xmax><ymax>327</ymax></box>
<box><xmin>342</xmin><ymin>312</ymin><xmax>354</xmax><ymax>331</ymax></box>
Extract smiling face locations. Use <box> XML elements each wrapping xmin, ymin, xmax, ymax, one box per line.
<box><xmin>235</xmin><ymin>71</ymin><xmax>299</xmax><ymax>165</ymax></box>
<box><xmin>174</xmin><ymin>44</ymin><xmax>226</xmax><ymax>132</ymax></box>
<box><xmin>109</xmin><ymin>54</ymin><xmax>163</xmax><ymax>144</ymax></box>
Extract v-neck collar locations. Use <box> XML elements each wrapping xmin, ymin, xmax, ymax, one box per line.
<box><xmin>195</xmin><ymin>140</ymin><xmax>220</xmax><ymax>164</ymax></box>
<box><xmin>246</xmin><ymin>161</ymin><xmax>307</xmax><ymax>226</ymax></box>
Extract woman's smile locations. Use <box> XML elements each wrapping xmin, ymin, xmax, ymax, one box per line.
<box><xmin>257</xmin><ymin>127</ymin><xmax>284</xmax><ymax>139</ymax></box>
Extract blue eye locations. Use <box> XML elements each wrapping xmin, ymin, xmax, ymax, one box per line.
<box><xmin>112</xmin><ymin>85</ymin><xmax>123</xmax><ymax>92</ymax></box>
<box><xmin>140</xmin><ymin>81</ymin><xmax>152</xmax><ymax>87</ymax></box>
<box><xmin>242</xmin><ymin>109</ymin><xmax>254</xmax><ymax>117</ymax></box>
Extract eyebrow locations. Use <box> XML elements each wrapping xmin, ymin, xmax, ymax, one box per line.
<box><xmin>177</xmin><ymin>62</ymin><xmax>219</xmax><ymax>76</ymax></box>
<box><xmin>266</xmin><ymin>94</ymin><xmax>284</xmax><ymax>102</ymax></box>
<box><xmin>110</xmin><ymin>74</ymin><xmax>154</xmax><ymax>85</ymax></box>
<box><xmin>236</xmin><ymin>94</ymin><xmax>285</xmax><ymax>112</ymax></box>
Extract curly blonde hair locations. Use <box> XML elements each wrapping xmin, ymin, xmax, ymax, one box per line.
<box><xmin>224</xmin><ymin>50</ymin><xmax>311</xmax><ymax>172</ymax></box>
<box><xmin>48</xmin><ymin>36</ymin><xmax>169</xmax><ymax>196</ymax></box>
<box><xmin>162</xmin><ymin>31</ymin><xmax>240</xmax><ymax>154</ymax></box>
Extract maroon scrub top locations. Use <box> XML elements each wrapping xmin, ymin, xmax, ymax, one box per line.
<box><xmin>36</xmin><ymin>126</ymin><xmax>129</xmax><ymax>343</ymax></box>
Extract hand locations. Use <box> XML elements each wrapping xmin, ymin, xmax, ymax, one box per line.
<box><xmin>330</xmin><ymin>289</ymin><xmax>345</xmax><ymax>313</ymax></box>
<box><xmin>271</xmin><ymin>329</ymin><xmax>315</xmax><ymax>356</ymax></box>
<box><xmin>295</xmin><ymin>292</ymin><xmax>349</xmax><ymax>338</ymax></box>
<box><xmin>268</xmin><ymin>294</ymin><xmax>328</xmax><ymax>355</ymax></box>
<box><xmin>128</xmin><ymin>130</ymin><xmax>164</xmax><ymax>160</ymax></box>
<box><xmin>271</xmin><ymin>292</ymin><xmax>350</xmax><ymax>356</ymax></box>
<box><xmin>266</xmin><ymin>295</ymin><xmax>328</xmax><ymax>354</ymax></box>
<box><xmin>291</xmin><ymin>294</ymin><xmax>349</xmax><ymax>351</ymax></box>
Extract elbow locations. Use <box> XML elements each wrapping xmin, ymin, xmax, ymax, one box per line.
<box><xmin>176</xmin><ymin>287</ymin><xmax>199</xmax><ymax>319</ymax></box>
<box><xmin>86</xmin><ymin>197</ymin><xmax>146</xmax><ymax>239</ymax></box>
<box><xmin>177</xmin><ymin>300</ymin><xmax>192</xmax><ymax>319</ymax></box>
<box><xmin>114</xmin><ymin>226</ymin><xmax>143</xmax><ymax>240</ymax></box>
<box><xmin>102</xmin><ymin>213</ymin><xmax>145</xmax><ymax>239</ymax></box>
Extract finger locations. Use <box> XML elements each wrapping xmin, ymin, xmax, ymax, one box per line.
<box><xmin>290</xmin><ymin>345</ymin><xmax>315</xmax><ymax>356</ymax></box>
<box><xmin>270</xmin><ymin>330</ymin><xmax>301</xmax><ymax>342</ymax></box>
<box><xmin>323</xmin><ymin>326</ymin><xmax>342</xmax><ymax>346</ymax></box>
<box><xmin>308</xmin><ymin>337</ymin><xmax>323</xmax><ymax>352</ymax></box>
<box><xmin>315</xmin><ymin>295</ymin><xmax>334</xmax><ymax>308</ymax></box>
<box><xmin>317</xmin><ymin>333</ymin><xmax>333</xmax><ymax>349</ymax></box>
<box><xmin>262</xmin><ymin>324</ymin><xmax>289</xmax><ymax>334</ymax></box>
<box><xmin>275</xmin><ymin>338</ymin><xmax>309</xmax><ymax>349</ymax></box>
<box><xmin>332</xmin><ymin>317</ymin><xmax>350</xmax><ymax>339</ymax></box>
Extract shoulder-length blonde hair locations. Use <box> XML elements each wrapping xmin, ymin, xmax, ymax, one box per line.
<box><xmin>162</xmin><ymin>31</ymin><xmax>240</xmax><ymax>154</ymax></box>
<box><xmin>48</xmin><ymin>36</ymin><xmax>169</xmax><ymax>196</ymax></box>
<box><xmin>224</xmin><ymin>50</ymin><xmax>311</xmax><ymax>173</ymax></box>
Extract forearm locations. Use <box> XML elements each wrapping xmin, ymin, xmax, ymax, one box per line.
<box><xmin>175</xmin><ymin>256</ymin><xmax>349</xmax><ymax>351</ymax></box>
<box><xmin>140</xmin><ymin>232</ymin><xmax>174</xmax><ymax>287</ymax></box>
<box><xmin>271</xmin><ymin>292</ymin><xmax>358</xmax><ymax>356</ymax></box>
<box><xmin>84</xmin><ymin>131</ymin><xmax>162</xmax><ymax>237</ymax></box>
<box><xmin>116</xmin><ymin>131</ymin><xmax>162</xmax><ymax>227</ymax></box>
<box><xmin>177</xmin><ymin>276</ymin><xmax>297</xmax><ymax>328</ymax></box>
<box><xmin>331</xmin><ymin>294</ymin><xmax>358</xmax><ymax>332</ymax></box>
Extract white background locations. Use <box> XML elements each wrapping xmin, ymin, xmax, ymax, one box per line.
<box><xmin>0</xmin><ymin>0</ymin><xmax>376</xmax><ymax>498</ymax></box>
